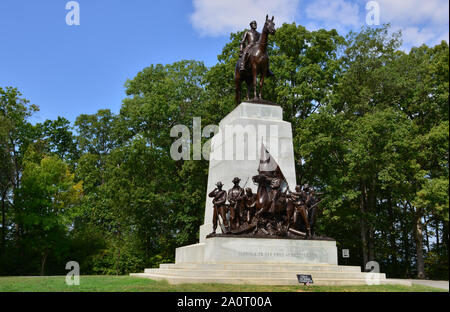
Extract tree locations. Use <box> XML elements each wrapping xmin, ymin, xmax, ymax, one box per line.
<box><xmin>15</xmin><ymin>150</ymin><xmax>82</xmax><ymax>275</ymax></box>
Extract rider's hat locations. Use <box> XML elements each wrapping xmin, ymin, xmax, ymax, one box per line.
<box><xmin>232</xmin><ymin>177</ymin><xmax>241</xmax><ymax>184</ymax></box>
<box><xmin>216</xmin><ymin>181</ymin><xmax>224</xmax><ymax>187</ymax></box>
<box><xmin>250</xmin><ymin>20</ymin><xmax>257</xmax><ymax>26</ymax></box>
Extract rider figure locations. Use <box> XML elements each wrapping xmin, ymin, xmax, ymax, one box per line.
<box><xmin>239</xmin><ymin>21</ymin><xmax>260</xmax><ymax>72</ymax></box>
<box><xmin>269</xmin><ymin>176</ymin><xmax>282</xmax><ymax>214</ymax></box>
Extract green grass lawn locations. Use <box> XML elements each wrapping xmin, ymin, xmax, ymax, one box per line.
<box><xmin>0</xmin><ymin>275</ymin><xmax>446</xmax><ymax>292</ymax></box>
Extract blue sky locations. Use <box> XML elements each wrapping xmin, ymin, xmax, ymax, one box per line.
<box><xmin>0</xmin><ymin>0</ymin><xmax>448</xmax><ymax>124</ymax></box>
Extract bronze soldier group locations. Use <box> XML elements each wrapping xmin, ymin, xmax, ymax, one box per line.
<box><xmin>209</xmin><ymin>177</ymin><xmax>257</xmax><ymax>234</ymax></box>
<box><xmin>208</xmin><ymin>177</ymin><xmax>322</xmax><ymax>239</ymax></box>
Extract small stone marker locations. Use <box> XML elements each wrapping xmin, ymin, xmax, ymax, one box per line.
<box><xmin>297</xmin><ymin>274</ymin><xmax>313</xmax><ymax>285</ymax></box>
<box><xmin>342</xmin><ymin>249</ymin><xmax>350</xmax><ymax>258</ymax></box>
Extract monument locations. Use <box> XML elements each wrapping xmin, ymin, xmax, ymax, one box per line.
<box><xmin>131</xmin><ymin>16</ymin><xmax>410</xmax><ymax>286</ymax></box>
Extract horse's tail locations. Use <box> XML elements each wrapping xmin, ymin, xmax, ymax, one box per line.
<box><xmin>235</xmin><ymin>62</ymin><xmax>241</xmax><ymax>105</ymax></box>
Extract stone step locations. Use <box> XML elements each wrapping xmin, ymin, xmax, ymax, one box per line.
<box><xmin>143</xmin><ymin>268</ymin><xmax>385</xmax><ymax>280</ymax></box>
<box><xmin>158</xmin><ymin>263</ymin><xmax>362</xmax><ymax>272</ymax></box>
<box><xmin>130</xmin><ymin>272</ymin><xmax>410</xmax><ymax>286</ymax></box>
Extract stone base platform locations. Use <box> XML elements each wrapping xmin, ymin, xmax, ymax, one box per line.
<box><xmin>131</xmin><ymin>237</ymin><xmax>411</xmax><ymax>286</ymax></box>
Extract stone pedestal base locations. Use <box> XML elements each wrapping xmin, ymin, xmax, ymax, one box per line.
<box><xmin>131</xmin><ymin>237</ymin><xmax>410</xmax><ymax>286</ymax></box>
<box><xmin>176</xmin><ymin>237</ymin><xmax>338</xmax><ymax>265</ymax></box>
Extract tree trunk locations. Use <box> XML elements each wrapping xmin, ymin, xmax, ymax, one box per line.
<box><xmin>402</xmin><ymin>202</ymin><xmax>411</xmax><ymax>277</ymax></box>
<box><xmin>424</xmin><ymin>219</ymin><xmax>430</xmax><ymax>253</ymax></box>
<box><xmin>435</xmin><ymin>219</ymin><xmax>440</xmax><ymax>250</ymax></box>
<box><xmin>115</xmin><ymin>247</ymin><xmax>121</xmax><ymax>276</ymax></box>
<box><xmin>442</xmin><ymin>221</ymin><xmax>449</xmax><ymax>251</ymax></box>
<box><xmin>40</xmin><ymin>251</ymin><xmax>48</xmax><ymax>276</ymax></box>
<box><xmin>367</xmin><ymin>177</ymin><xmax>376</xmax><ymax>261</ymax></box>
<box><xmin>1</xmin><ymin>192</ymin><xmax>6</xmax><ymax>251</ymax></box>
<box><xmin>414</xmin><ymin>213</ymin><xmax>426</xmax><ymax>279</ymax></box>
<box><xmin>387</xmin><ymin>195</ymin><xmax>398</xmax><ymax>271</ymax></box>
<box><xmin>368</xmin><ymin>227</ymin><xmax>375</xmax><ymax>261</ymax></box>
<box><xmin>360</xmin><ymin>179</ymin><xmax>368</xmax><ymax>267</ymax></box>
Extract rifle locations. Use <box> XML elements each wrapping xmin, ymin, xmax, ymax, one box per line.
<box><xmin>308</xmin><ymin>199</ymin><xmax>322</xmax><ymax>210</ymax></box>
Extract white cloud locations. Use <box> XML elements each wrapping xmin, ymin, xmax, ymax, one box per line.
<box><xmin>377</xmin><ymin>0</ymin><xmax>448</xmax><ymax>25</ymax></box>
<box><xmin>189</xmin><ymin>0</ymin><xmax>449</xmax><ymax>47</ymax></box>
<box><xmin>304</xmin><ymin>0</ymin><xmax>361</xmax><ymax>33</ymax></box>
<box><xmin>376</xmin><ymin>0</ymin><xmax>449</xmax><ymax>47</ymax></box>
<box><xmin>190</xmin><ymin>0</ymin><xmax>300</xmax><ymax>37</ymax></box>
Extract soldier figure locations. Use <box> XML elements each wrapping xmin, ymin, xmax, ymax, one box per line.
<box><xmin>288</xmin><ymin>185</ymin><xmax>311</xmax><ymax>236</ymax></box>
<box><xmin>242</xmin><ymin>187</ymin><xmax>257</xmax><ymax>224</ymax></box>
<box><xmin>268</xmin><ymin>176</ymin><xmax>282</xmax><ymax>214</ymax></box>
<box><xmin>208</xmin><ymin>181</ymin><xmax>228</xmax><ymax>234</ymax></box>
<box><xmin>305</xmin><ymin>186</ymin><xmax>320</xmax><ymax>236</ymax></box>
<box><xmin>227</xmin><ymin>177</ymin><xmax>245</xmax><ymax>229</ymax></box>
<box><xmin>288</xmin><ymin>185</ymin><xmax>303</xmax><ymax>206</ymax></box>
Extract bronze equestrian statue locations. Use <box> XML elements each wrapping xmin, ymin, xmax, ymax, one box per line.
<box><xmin>235</xmin><ymin>15</ymin><xmax>276</xmax><ymax>104</ymax></box>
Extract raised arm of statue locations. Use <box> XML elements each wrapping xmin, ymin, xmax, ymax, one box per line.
<box><xmin>215</xmin><ymin>191</ymin><xmax>227</xmax><ymax>205</ymax></box>
<box><xmin>208</xmin><ymin>188</ymin><xmax>217</xmax><ymax>198</ymax></box>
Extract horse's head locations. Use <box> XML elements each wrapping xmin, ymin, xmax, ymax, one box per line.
<box><xmin>252</xmin><ymin>174</ymin><xmax>269</xmax><ymax>185</ymax></box>
<box><xmin>252</xmin><ymin>174</ymin><xmax>263</xmax><ymax>185</ymax></box>
<box><xmin>264</xmin><ymin>15</ymin><xmax>276</xmax><ymax>35</ymax></box>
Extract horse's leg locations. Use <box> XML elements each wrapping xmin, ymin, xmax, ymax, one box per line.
<box><xmin>252</xmin><ymin>64</ymin><xmax>258</xmax><ymax>100</ymax></box>
<box><xmin>246</xmin><ymin>77</ymin><xmax>251</xmax><ymax>101</ymax></box>
<box><xmin>235</xmin><ymin>69</ymin><xmax>241</xmax><ymax>105</ymax></box>
<box><xmin>259</xmin><ymin>73</ymin><xmax>265</xmax><ymax>99</ymax></box>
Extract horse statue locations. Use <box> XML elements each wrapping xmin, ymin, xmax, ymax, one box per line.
<box><xmin>235</xmin><ymin>15</ymin><xmax>276</xmax><ymax>104</ymax></box>
<box><xmin>252</xmin><ymin>174</ymin><xmax>290</xmax><ymax>217</ymax></box>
